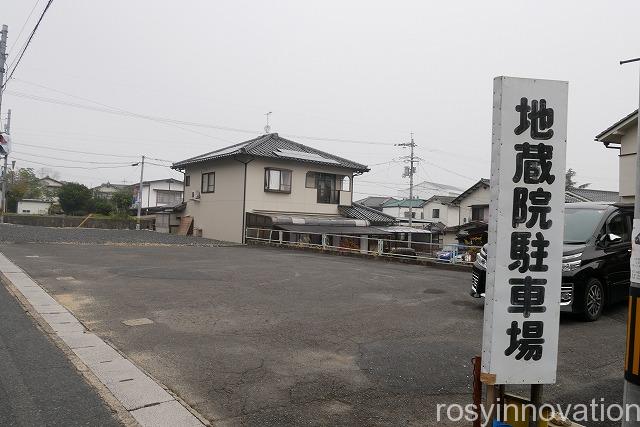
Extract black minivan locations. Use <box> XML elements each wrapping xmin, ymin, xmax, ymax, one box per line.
<box><xmin>470</xmin><ymin>202</ymin><xmax>633</xmax><ymax>321</ymax></box>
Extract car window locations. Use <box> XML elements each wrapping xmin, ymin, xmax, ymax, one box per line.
<box><xmin>607</xmin><ymin>213</ymin><xmax>630</xmax><ymax>243</ymax></box>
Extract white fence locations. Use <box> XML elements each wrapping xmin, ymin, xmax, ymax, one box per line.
<box><xmin>245</xmin><ymin>227</ymin><xmax>482</xmax><ymax>265</ymax></box>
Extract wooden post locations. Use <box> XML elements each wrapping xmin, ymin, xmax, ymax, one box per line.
<box><xmin>529</xmin><ymin>384</ymin><xmax>543</xmax><ymax>427</ymax></box>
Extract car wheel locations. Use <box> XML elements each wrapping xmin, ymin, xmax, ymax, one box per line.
<box><xmin>582</xmin><ymin>278</ymin><xmax>604</xmax><ymax>321</ymax></box>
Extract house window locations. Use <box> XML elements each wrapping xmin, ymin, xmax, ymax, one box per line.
<box><xmin>403</xmin><ymin>211</ymin><xmax>416</xmax><ymax>218</ymax></box>
<box><xmin>471</xmin><ymin>206</ymin><xmax>485</xmax><ymax>221</ymax></box>
<box><xmin>338</xmin><ymin>176</ymin><xmax>351</xmax><ymax>192</ymax></box>
<box><xmin>432</xmin><ymin>208</ymin><xmax>440</xmax><ymax>219</ymax></box>
<box><xmin>156</xmin><ymin>190</ymin><xmax>183</xmax><ymax>205</ymax></box>
<box><xmin>201</xmin><ymin>172</ymin><xmax>215</xmax><ymax>193</ymax></box>
<box><xmin>305</xmin><ymin>172</ymin><xmax>317</xmax><ymax>188</ymax></box>
<box><xmin>185</xmin><ymin>175</ymin><xmax>191</xmax><ymax>187</ymax></box>
<box><xmin>316</xmin><ymin>173</ymin><xmax>339</xmax><ymax>204</ymax></box>
<box><xmin>264</xmin><ymin>168</ymin><xmax>292</xmax><ymax>193</ymax></box>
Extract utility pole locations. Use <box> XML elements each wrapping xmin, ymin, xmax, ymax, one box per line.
<box><xmin>621</xmin><ymin>56</ymin><xmax>640</xmax><ymax>427</ymax></box>
<box><xmin>136</xmin><ymin>155</ymin><xmax>145</xmax><ymax>230</ymax></box>
<box><xmin>0</xmin><ymin>25</ymin><xmax>7</xmax><ymax>115</ymax></box>
<box><xmin>0</xmin><ymin>25</ymin><xmax>8</xmax><ymax>222</ymax></box>
<box><xmin>2</xmin><ymin>109</ymin><xmax>11</xmax><ymax>219</ymax></box>
<box><xmin>396</xmin><ymin>133</ymin><xmax>417</xmax><ymax>246</ymax></box>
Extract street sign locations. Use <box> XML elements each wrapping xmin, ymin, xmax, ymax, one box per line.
<box><xmin>0</xmin><ymin>133</ymin><xmax>11</xmax><ymax>155</ymax></box>
<box><xmin>482</xmin><ymin>76</ymin><xmax>568</xmax><ymax>384</ymax></box>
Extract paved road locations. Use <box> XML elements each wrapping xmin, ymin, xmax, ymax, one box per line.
<box><xmin>0</xmin><ymin>276</ymin><xmax>122</xmax><ymax>427</ymax></box>
<box><xmin>0</xmin><ymin>242</ymin><xmax>628</xmax><ymax>426</ymax></box>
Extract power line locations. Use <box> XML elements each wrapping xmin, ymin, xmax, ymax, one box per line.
<box><xmin>4</xmin><ymin>88</ymin><xmax>398</xmax><ymax>147</ymax></box>
<box><xmin>14</xmin><ymin>141</ymin><xmax>139</xmax><ymax>158</ymax></box>
<box><xmin>11</xmin><ymin>156</ymin><xmax>135</xmax><ymax>170</ymax></box>
<box><xmin>12</xmin><ymin>150</ymin><xmax>133</xmax><ymax>165</ymax></box>
<box><xmin>2</xmin><ymin>0</ymin><xmax>54</xmax><ymax>89</ymax></box>
<box><xmin>10</xmin><ymin>78</ymin><xmax>234</xmax><ymax>143</ymax></box>
<box><xmin>7</xmin><ymin>0</ymin><xmax>41</xmax><ymax>56</ymax></box>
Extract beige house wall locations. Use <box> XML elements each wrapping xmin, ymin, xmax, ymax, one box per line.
<box><xmin>458</xmin><ymin>186</ymin><xmax>491</xmax><ymax>223</ymax></box>
<box><xmin>619</xmin><ymin>125</ymin><xmax>637</xmax><ymax>201</ymax></box>
<box><xmin>182</xmin><ymin>157</ymin><xmax>356</xmax><ymax>243</ymax></box>
<box><xmin>422</xmin><ymin>200</ymin><xmax>459</xmax><ymax>226</ymax></box>
<box><xmin>244</xmin><ymin>158</ymin><xmax>353</xmax><ymax>215</ymax></box>
<box><xmin>183</xmin><ymin>158</ymin><xmax>245</xmax><ymax>243</ymax></box>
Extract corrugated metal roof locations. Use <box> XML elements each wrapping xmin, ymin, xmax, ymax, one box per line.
<box><xmin>173</xmin><ymin>133</ymin><xmax>369</xmax><ymax>172</ymax></box>
<box><xmin>338</xmin><ymin>203</ymin><xmax>397</xmax><ymax>225</ymax></box>
<box><xmin>275</xmin><ymin>224</ymin><xmax>392</xmax><ymax>235</ymax></box>
<box><xmin>375</xmin><ymin>226</ymin><xmax>432</xmax><ymax>234</ymax></box>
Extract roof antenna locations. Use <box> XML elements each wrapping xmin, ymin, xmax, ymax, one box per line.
<box><xmin>264</xmin><ymin>111</ymin><xmax>272</xmax><ymax>134</ymax></box>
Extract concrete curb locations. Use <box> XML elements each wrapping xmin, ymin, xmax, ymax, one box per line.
<box><xmin>0</xmin><ymin>252</ymin><xmax>209</xmax><ymax>427</ymax></box>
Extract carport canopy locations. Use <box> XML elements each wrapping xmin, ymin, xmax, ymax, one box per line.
<box><xmin>274</xmin><ymin>224</ymin><xmax>392</xmax><ymax>235</ymax></box>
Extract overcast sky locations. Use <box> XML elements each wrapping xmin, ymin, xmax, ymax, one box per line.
<box><xmin>3</xmin><ymin>0</ymin><xmax>638</xmax><ymax>196</ymax></box>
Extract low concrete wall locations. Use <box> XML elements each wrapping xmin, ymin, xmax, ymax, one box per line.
<box><xmin>247</xmin><ymin>240</ymin><xmax>472</xmax><ymax>272</ymax></box>
<box><xmin>3</xmin><ymin>214</ymin><xmax>154</xmax><ymax>230</ymax></box>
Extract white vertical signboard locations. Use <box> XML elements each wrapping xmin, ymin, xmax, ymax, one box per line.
<box><xmin>482</xmin><ymin>76</ymin><xmax>568</xmax><ymax>384</ymax></box>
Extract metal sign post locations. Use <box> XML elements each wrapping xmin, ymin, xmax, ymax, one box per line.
<box><xmin>481</xmin><ymin>76</ymin><xmax>568</xmax><ymax>422</ymax></box>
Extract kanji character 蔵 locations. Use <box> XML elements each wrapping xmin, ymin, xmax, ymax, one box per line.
<box><xmin>512</xmin><ymin>142</ymin><xmax>555</xmax><ymax>185</ymax></box>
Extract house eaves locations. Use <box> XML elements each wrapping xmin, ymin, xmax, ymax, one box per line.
<box><xmin>450</xmin><ymin>178</ymin><xmax>490</xmax><ymax>206</ymax></box>
<box><xmin>594</xmin><ymin>109</ymin><xmax>637</xmax><ymax>145</ymax></box>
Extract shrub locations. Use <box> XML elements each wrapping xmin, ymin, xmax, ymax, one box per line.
<box><xmin>58</xmin><ymin>183</ymin><xmax>93</xmax><ymax>215</ymax></box>
<box><xmin>93</xmin><ymin>198</ymin><xmax>113</xmax><ymax>215</ymax></box>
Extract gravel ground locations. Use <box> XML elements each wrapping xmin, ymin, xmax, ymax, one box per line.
<box><xmin>0</xmin><ymin>223</ymin><xmax>233</xmax><ymax>246</ymax></box>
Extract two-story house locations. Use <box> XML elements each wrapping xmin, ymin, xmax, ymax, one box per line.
<box><xmin>442</xmin><ymin>178</ymin><xmax>491</xmax><ymax>246</ymax></box>
<box><xmin>92</xmin><ymin>182</ymin><xmax>130</xmax><ymax>200</ymax></box>
<box><xmin>421</xmin><ymin>195</ymin><xmax>458</xmax><ymax>226</ymax></box>
<box><xmin>172</xmin><ymin>133</ymin><xmax>376</xmax><ymax>243</ymax></box>
<box><xmin>133</xmin><ymin>178</ymin><xmax>184</xmax><ymax>210</ymax></box>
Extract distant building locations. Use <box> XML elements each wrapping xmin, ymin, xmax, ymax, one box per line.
<box><xmin>132</xmin><ymin>178</ymin><xmax>184</xmax><ymax>210</ymax></box>
<box><xmin>381</xmin><ymin>198</ymin><xmax>428</xmax><ymax>219</ymax></box>
<box><xmin>397</xmin><ymin>180</ymin><xmax>463</xmax><ymax>200</ymax></box>
<box><xmin>355</xmin><ymin>196</ymin><xmax>397</xmax><ymax>211</ymax></box>
<box><xmin>39</xmin><ymin>176</ymin><xmax>64</xmax><ymax>202</ymax></box>
<box><xmin>17</xmin><ymin>199</ymin><xmax>52</xmax><ymax>215</ymax></box>
<box><xmin>92</xmin><ymin>183</ymin><xmax>130</xmax><ymax>200</ymax></box>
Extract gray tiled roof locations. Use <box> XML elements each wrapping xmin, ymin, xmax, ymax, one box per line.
<box><xmin>355</xmin><ymin>196</ymin><xmax>396</xmax><ymax>209</ymax></box>
<box><xmin>565</xmin><ymin>188</ymin><xmax>618</xmax><ymax>203</ymax></box>
<box><xmin>338</xmin><ymin>203</ymin><xmax>397</xmax><ymax>225</ymax></box>
<box><xmin>173</xmin><ymin>133</ymin><xmax>369</xmax><ymax>172</ymax></box>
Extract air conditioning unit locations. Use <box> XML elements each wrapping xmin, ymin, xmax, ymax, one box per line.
<box><xmin>192</xmin><ymin>191</ymin><xmax>201</xmax><ymax>200</ymax></box>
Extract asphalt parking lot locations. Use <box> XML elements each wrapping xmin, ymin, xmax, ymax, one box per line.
<box><xmin>0</xmin><ymin>239</ymin><xmax>628</xmax><ymax>426</ymax></box>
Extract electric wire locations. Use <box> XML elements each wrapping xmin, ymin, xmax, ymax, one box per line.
<box><xmin>2</xmin><ymin>0</ymin><xmax>54</xmax><ymax>89</ymax></box>
<box><xmin>7</xmin><ymin>0</ymin><xmax>42</xmax><ymax>56</ymax></box>
<box><xmin>11</xmin><ymin>156</ymin><xmax>136</xmax><ymax>170</ymax></box>
<box><xmin>12</xmin><ymin>151</ymin><xmax>133</xmax><ymax>165</ymax></box>
<box><xmin>13</xmin><ymin>141</ymin><xmax>139</xmax><ymax>158</ymax></box>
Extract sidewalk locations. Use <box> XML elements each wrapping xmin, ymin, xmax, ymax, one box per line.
<box><xmin>0</xmin><ymin>282</ymin><xmax>122</xmax><ymax>426</ymax></box>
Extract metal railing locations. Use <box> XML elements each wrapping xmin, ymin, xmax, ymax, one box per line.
<box><xmin>245</xmin><ymin>227</ymin><xmax>482</xmax><ymax>265</ymax></box>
